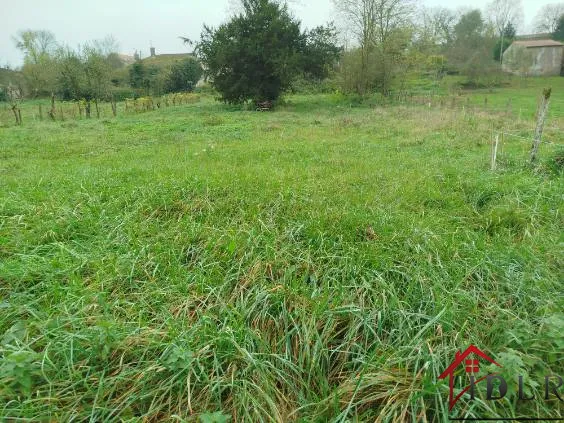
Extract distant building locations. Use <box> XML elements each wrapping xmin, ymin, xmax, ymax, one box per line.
<box><xmin>118</xmin><ymin>54</ymin><xmax>136</xmax><ymax>66</ymax></box>
<box><xmin>502</xmin><ymin>39</ymin><xmax>564</xmax><ymax>76</ymax></box>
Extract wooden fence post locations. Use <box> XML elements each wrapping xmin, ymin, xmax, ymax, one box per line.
<box><xmin>530</xmin><ymin>88</ymin><xmax>551</xmax><ymax>163</ymax></box>
<box><xmin>11</xmin><ymin>104</ymin><xmax>21</xmax><ymax>125</ymax></box>
<box><xmin>491</xmin><ymin>134</ymin><xmax>499</xmax><ymax>171</ymax></box>
<box><xmin>48</xmin><ymin>93</ymin><xmax>56</xmax><ymax>121</ymax></box>
<box><xmin>111</xmin><ymin>96</ymin><xmax>117</xmax><ymax>117</ymax></box>
<box><xmin>518</xmin><ymin>108</ymin><xmax>522</xmax><ymax>122</ymax></box>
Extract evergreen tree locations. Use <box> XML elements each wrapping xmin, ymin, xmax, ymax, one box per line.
<box><xmin>129</xmin><ymin>62</ymin><xmax>146</xmax><ymax>89</ymax></box>
<box><xmin>493</xmin><ymin>22</ymin><xmax>516</xmax><ymax>61</ymax></box>
<box><xmin>554</xmin><ymin>15</ymin><xmax>564</xmax><ymax>41</ymax></box>
<box><xmin>165</xmin><ymin>58</ymin><xmax>203</xmax><ymax>93</ymax></box>
<box><xmin>196</xmin><ymin>0</ymin><xmax>339</xmax><ymax>104</ymax></box>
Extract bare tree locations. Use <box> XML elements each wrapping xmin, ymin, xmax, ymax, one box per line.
<box><xmin>333</xmin><ymin>0</ymin><xmax>415</xmax><ymax>94</ymax></box>
<box><xmin>486</xmin><ymin>0</ymin><xmax>523</xmax><ymax>65</ymax></box>
<box><xmin>12</xmin><ymin>30</ymin><xmax>57</xmax><ymax>65</ymax></box>
<box><xmin>333</xmin><ymin>0</ymin><xmax>378</xmax><ymax>94</ymax></box>
<box><xmin>12</xmin><ymin>30</ymin><xmax>58</xmax><ymax>97</ymax></box>
<box><xmin>6</xmin><ymin>84</ymin><xmax>23</xmax><ymax>125</ymax></box>
<box><xmin>533</xmin><ymin>3</ymin><xmax>564</xmax><ymax>33</ymax></box>
<box><xmin>91</xmin><ymin>36</ymin><xmax>120</xmax><ymax>57</ymax></box>
<box><xmin>417</xmin><ymin>6</ymin><xmax>457</xmax><ymax>47</ymax></box>
<box><xmin>83</xmin><ymin>43</ymin><xmax>113</xmax><ymax>117</ymax></box>
<box><xmin>335</xmin><ymin>0</ymin><xmax>414</xmax><ymax>46</ymax></box>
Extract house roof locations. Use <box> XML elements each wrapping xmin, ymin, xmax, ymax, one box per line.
<box><xmin>515</xmin><ymin>33</ymin><xmax>553</xmax><ymax>41</ymax></box>
<box><xmin>512</xmin><ymin>39</ymin><xmax>564</xmax><ymax>48</ymax></box>
<box><xmin>438</xmin><ymin>345</ymin><xmax>501</xmax><ymax>379</ymax></box>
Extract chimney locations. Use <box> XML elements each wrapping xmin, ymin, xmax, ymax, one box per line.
<box><xmin>150</xmin><ymin>47</ymin><xmax>156</xmax><ymax>57</ymax></box>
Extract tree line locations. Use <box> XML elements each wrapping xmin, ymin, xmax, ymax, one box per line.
<box><xmin>194</xmin><ymin>0</ymin><xmax>564</xmax><ymax>103</ymax></box>
<box><xmin>2</xmin><ymin>0</ymin><xmax>563</xmax><ymax>106</ymax></box>
<box><xmin>2</xmin><ymin>31</ymin><xmax>203</xmax><ymax>104</ymax></box>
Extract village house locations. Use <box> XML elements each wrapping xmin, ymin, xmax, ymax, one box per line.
<box><xmin>502</xmin><ymin>39</ymin><xmax>564</xmax><ymax>76</ymax></box>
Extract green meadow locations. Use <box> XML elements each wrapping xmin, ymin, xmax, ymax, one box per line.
<box><xmin>0</xmin><ymin>79</ymin><xmax>563</xmax><ymax>421</ymax></box>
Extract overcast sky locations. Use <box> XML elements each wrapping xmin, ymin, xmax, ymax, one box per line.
<box><xmin>0</xmin><ymin>0</ymin><xmax>555</xmax><ymax>67</ymax></box>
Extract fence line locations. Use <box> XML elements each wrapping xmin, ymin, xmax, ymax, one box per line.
<box><xmin>1</xmin><ymin>91</ymin><xmax>562</xmax><ymax>131</ymax></box>
<box><xmin>0</xmin><ymin>93</ymin><xmax>202</xmax><ymax>127</ymax></box>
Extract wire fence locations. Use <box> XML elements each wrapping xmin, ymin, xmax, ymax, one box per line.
<box><xmin>1</xmin><ymin>90</ymin><xmax>562</xmax><ymax>169</ymax></box>
<box><xmin>0</xmin><ymin>93</ymin><xmax>201</xmax><ymax>127</ymax></box>
<box><xmin>2</xmin><ymin>90</ymin><xmax>563</xmax><ymax>125</ymax></box>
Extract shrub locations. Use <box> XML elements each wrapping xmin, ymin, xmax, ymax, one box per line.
<box><xmin>543</xmin><ymin>147</ymin><xmax>564</xmax><ymax>176</ymax></box>
<box><xmin>196</xmin><ymin>0</ymin><xmax>339</xmax><ymax>104</ymax></box>
<box><xmin>165</xmin><ymin>58</ymin><xmax>203</xmax><ymax>93</ymax></box>
<box><xmin>109</xmin><ymin>87</ymin><xmax>136</xmax><ymax>102</ymax></box>
<box><xmin>290</xmin><ymin>76</ymin><xmax>338</xmax><ymax>94</ymax></box>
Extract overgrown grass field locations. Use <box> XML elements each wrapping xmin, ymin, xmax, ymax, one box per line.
<box><xmin>0</xmin><ymin>80</ymin><xmax>563</xmax><ymax>421</ymax></box>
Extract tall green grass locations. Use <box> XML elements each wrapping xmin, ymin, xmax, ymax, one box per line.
<box><xmin>0</xmin><ymin>84</ymin><xmax>562</xmax><ymax>421</ymax></box>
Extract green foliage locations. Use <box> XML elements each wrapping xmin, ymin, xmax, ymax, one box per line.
<box><xmin>21</xmin><ymin>58</ymin><xmax>58</xmax><ymax>97</ymax></box>
<box><xmin>0</xmin><ymin>67</ymin><xmax>24</xmax><ymax>91</ymax></box>
<box><xmin>554</xmin><ymin>14</ymin><xmax>564</xmax><ymax>41</ymax></box>
<box><xmin>0</xmin><ymin>350</ymin><xmax>42</xmax><ymax>396</ymax></box>
<box><xmin>200</xmin><ymin>412</ymin><xmax>231</xmax><ymax>423</ymax></box>
<box><xmin>543</xmin><ymin>147</ymin><xmax>564</xmax><ymax>176</ymax></box>
<box><xmin>425</xmin><ymin>55</ymin><xmax>447</xmax><ymax>78</ymax></box>
<box><xmin>300</xmin><ymin>24</ymin><xmax>341</xmax><ymax>80</ymax></box>
<box><xmin>106</xmin><ymin>52</ymin><xmax>125</xmax><ymax>70</ymax></box>
<box><xmin>12</xmin><ymin>30</ymin><xmax>57</xmax><ymax>65</ymax></box>
<box><xmin>290</xmin><ymin>74</ymin><xmax>338</xmax><ymax>94</ymax></box>
<box><xmin>493</xmin><ymin>22</ymin><xmax>516</xmax><ymax>62</ymax></box>
<box><xmin>165</xmin><ymin>57</ymin><xmax>203</xmax><ymax>93</ymax></box>
<box><xmin>129</xmin><ymin>61</ymin><xmax>165</xmax><ymax>95</ymax></box>
<box><xmin>197</xmin><ymin>0</ymin><xmax>338</xmax><ymax>103</ymax></box>
<box><xmin>443</xmin><ymin>9</ymin><xmax>498</xmax><ymax>85</ymax></box>
<box><xmin>0</xmin><ymin>322</ymin><xmax>43</xmax><ymax>396</ymax></box>
<box><xmin>84</xmin><ymin>47</ymin><xmax>112</xmax><ymax>99</ymax></box>
<box><xmin>453</xmin><ymin>10</ymin><xmax>485</xmax><ymax>47</ymax></box>
<box><xmin>129</xmin><ymin>62</ymin><xmax>146</xmax><ymax>89</ymax></box>
<box><xmin>0</xmin><ymin>77</ymin><xmax>25</xmax><ymax>105</ymax></box>
<box><xmin>108</xmin><ymin>87</ymin><xmax>136</xmax><ymax>102</ymax></box>
<box><xmin>53</xmin><ymin>44</ymin><xmax>113</xmax><ymax>101</ymax></box>
<box><xmin>493</xmin><ymin>38</ymin><xmax>512</xmax><ymax>61</ymax></box>
<box><xmin>197</xmin><ymin>0</ymin><xmax>302</xmax><ymax>103</ymax></box>
<box><xmin>161</xmin><ymin>344</ymin><xmax>194</xmax><ymax>372</ymax></box>
<box><xmin>56</xmin><ymin>49</ymin><xmax>85</xmax><ymax>100</ymax></box>
<box><xmin>503</xmin><ymin>22</ymin><xmax>516</xmax><ymax>39</ymax></box>
<box><xmin>339</xmin><ymin>27</ymin><xmax>413</xmax><ymax>96</ymax></box>
<box><xmin>11</xmin><ymin>30</ymin><xmax>125</xmax><ymax>100</ymax></box>
<box><xmin>13</xmin><ymin>30</ymin><xmax>58</xmax><ymax>97</ymax></box>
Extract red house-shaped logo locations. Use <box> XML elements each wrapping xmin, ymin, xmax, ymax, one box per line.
<box><xmin>438</xmin><ymin>345</ymin><xmax>502</xmax><ymax>410</ymax></box>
